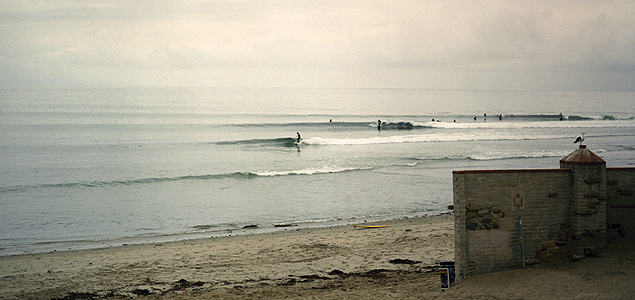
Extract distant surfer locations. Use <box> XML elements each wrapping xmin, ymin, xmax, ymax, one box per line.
<box><xmin>377</xmin><ymin>120</ymin><xmax>382</xmax><ymax>130</ymax></box>
<box><xmin>296</xmin><ymin>132</ymin><xmax>301</xmax><ymax>144</ymax></box>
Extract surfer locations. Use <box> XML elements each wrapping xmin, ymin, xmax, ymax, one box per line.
<box><xmin>296</xmin><ymin>132</ymin><xmax>301</xmax><ymax>143</ymax></box>
<box><xmin>377</xmin><ymin>119</ymin><xmax>382</xmax><ymax>130</ymax></box>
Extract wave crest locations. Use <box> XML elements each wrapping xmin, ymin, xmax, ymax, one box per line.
<box><xmin>254</xmin><ymin>166</ymin><xmax>373</xmax><ymax>177</ymax></box>
<box><xmin>216</xmin><ymin>137</ymin><xmax>296</xmax><ymax>147</ymax></box>
<box><xmin>0</xmin><ymin>167</ymin><xmax>373</xmax><ymax>193</ymax></box>
<box><xmin>408</xmin><ymin>151</ymin><xmax>565</xmax><ymax>162</ymax></box>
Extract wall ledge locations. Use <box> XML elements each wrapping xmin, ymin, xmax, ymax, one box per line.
<box><xmin>453</xmin><ymin>168</ymin><xmax>571</xmax><ymax>174</ymax></box>
<box><xmin>607</xmin><ymin>167</ymin><xmax>635</xmax><ymax>171</ymax></box>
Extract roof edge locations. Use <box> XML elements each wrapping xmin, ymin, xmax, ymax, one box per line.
<box><xmin>560</xmin><ymin>145</ymin><xmax>606</xmax><ymax>165</ymax></box>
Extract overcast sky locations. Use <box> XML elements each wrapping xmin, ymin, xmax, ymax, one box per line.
<box><xmin>1</xmin><ymin>0</ymin><xmax>633</xmax><ymax>90</ymax></box>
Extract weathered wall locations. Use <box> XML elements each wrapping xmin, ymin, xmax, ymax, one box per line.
<box><xmin>453</xmin><ymin>169</ymin><xmax>572</xmax><ymax>278</ymax></box>
<box><xmin>606</xmin><ymin>168</ymin><xmax>635</xmax><ymax>242</ymax></box>
<box><xmin>453</xmin><ymin>165</ymin><xmax>635</xmax><ymax>279</ymax></box>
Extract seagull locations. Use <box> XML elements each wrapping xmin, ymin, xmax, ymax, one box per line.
<box><xmin>573</xmin><ymin>133</ymin><xmax>585</xmax><ymax>144</ymax></box>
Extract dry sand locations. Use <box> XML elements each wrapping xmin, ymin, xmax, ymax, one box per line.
<box><xmin>1</xmin><ymin>213</ymin><xmax>634</xmax><ymax>300</ymax></box>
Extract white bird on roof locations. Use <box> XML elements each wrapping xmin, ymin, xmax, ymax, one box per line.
<box><xmin>573</xmin><ymin>133</ymin><xmax>585</xmax><ymax>144</ymax></box>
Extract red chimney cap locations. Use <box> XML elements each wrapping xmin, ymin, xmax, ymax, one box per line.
<box><xmin>560</xmin><ymin>145</ymin><xmax>605</xmax><ymax>165</ymax></box>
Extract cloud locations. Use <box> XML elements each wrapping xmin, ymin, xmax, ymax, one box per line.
<box><xmin>0</xmin><ymin>0</ymin><xmax>633</xmax><ymax>89</ymax></box>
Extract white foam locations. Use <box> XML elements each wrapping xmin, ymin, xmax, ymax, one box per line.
<box><xmin>301</xmin><ymin>132</ymin><xmax>575</xmax><ymax>146</ymax></box>
<box><xmin>468</xmin><ymin>150</ymin><xmax>565</xmax><ymax>161</ymax></box>
<box><xmin>425</xmin><ymin>119</ymin><xmax>635</xmax><ymax>129</ymax></box>
<box><xmin>254</xmin><ymin>165</ymin><xmax>373</xmax><ymax>177</ymax></box>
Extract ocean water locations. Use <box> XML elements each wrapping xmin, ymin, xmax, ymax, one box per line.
<box><xmin>0</xmin><ymin>87</ymin><xmax>634</xmax><ymax>255</ymax></box>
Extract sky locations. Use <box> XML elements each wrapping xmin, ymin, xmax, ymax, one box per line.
<box><xmin>0</xmin><ymin>0</ymin><xmax>633</xmax><ymax>90</ymax></box>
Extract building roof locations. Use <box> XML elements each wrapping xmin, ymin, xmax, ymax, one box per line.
<box><xmin>560</xmin><ymin>145</ymin><xmax>606</xmax><ymax>165</ymax></box>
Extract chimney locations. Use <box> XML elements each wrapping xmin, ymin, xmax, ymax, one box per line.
<box><xmin>560</xmin><ymin>145</ymin><xmax>607</xmax><ymax>256</ymax></box>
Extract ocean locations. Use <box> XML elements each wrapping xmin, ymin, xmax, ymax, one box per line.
<box><xmin>1</xmin><ymin>87</ymin><xmax>634</xmax><ymax>256</ymax></box>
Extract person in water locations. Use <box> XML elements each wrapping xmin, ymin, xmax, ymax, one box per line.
<box><xmin>296</xmin><ymin>132</ymin><xmax>301</xmax><ymax>143</ymax></box>
<box><xmin>377</xmin><ymin>119</ymin><xmax>382</xmax><ymax>130</ymax></box>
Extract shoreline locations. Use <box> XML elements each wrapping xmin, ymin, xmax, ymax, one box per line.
<box><xmin>0</xmin><ymin>213</ymin><xmax>455</xmax><ymax>299</ymax></box>
<box><xmin>0</xmin><ymin>210</ymin><xmax>449</xmax><ymax>258</ymax></box>
<box><xmin>3</xmin><ymin>212</ymin><xmax>634</xmax><ymax>300</ymax></box>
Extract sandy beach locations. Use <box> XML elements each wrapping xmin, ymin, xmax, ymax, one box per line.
<box><xmin>1</xmin><ymin>213</ymin><xmax>634</xmax><ymax>300</ymax></box>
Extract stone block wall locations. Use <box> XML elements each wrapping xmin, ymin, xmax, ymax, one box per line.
<box><xmin>564</xmin><ymin>163</ymin><xmax>607</xmax><ymax>256</ymax></box>
<box><xmin>453</xmin><ymin>169</ymin><xmax>572</xmax><ymax>278</ymax></box>
<box><xmin>453</xmin><ymin>165</ymin><xmax>635</xmax><ymax>280</ymax></box>
<box><xmin>606</xmin><ymin>168</ymin><xmax>635</xmax><ymax>242</ymax></box>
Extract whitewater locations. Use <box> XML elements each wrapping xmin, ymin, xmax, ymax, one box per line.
<box><xmin>0</xmin><ymin>87</ymin><xmax>633</xmax><ymax>255</ymax></box>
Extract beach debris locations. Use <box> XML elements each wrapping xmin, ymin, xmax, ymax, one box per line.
<box><xmin>352</xmin><ymin>224</ymin><xmax>389</xmax><ymax>229</ymax></box>
<box><xmin>274</xmin><ymin>223</ymin><xmax>296</xmax><ymax>227</ymax></box>
<box><xmin>280</xmin><ymin>278</ymin><xmax>298</xmax><ymax>286</ymax></box>
<box><xmin>607</xmin><ymin>222</ymin><xmax>627</xmax><ymax>237</ymax></box>
<box><xmin>279</xmin><ymin>274</ymin><xmax>332</xmax><ymax>286</ymax></box>
<box><xmin>572</xmin><ymin>255</ymin><xmax>586</xmax><ymax>262</ymax></box>
<box><xmin>172</xmin><ymin>279</ymin><xmax>205</xmax><ymax>291</ymax></box>
<box><xmin>50</xmin><ymin>292</ymin><xmax>100</xmax><ymax>300</ymax></box>
<box><xmin>299</xmin><ymin>274</ymin><xmax>331</xmax><ymax>281</ymax></box>
<box><xmin>243</xmin><ymin>224</ymin><xmax>259</xmax><ymax>229</ymax></box>
<box><xmin>132</xmin><ymin>288</ymin><xmax>151</xmax><ymax>296</ymax></box>
<box><xmin>329</xmin><ymin>269</ymin><xmax>345</xmax><ymax>276</ymax></box>
<box><xmin>356</xmin><ymin>269</ymin><xmax>391</xmax><ymax>279</ymax></box>
<box><xmin>389</xmin><ymin>258</ymin><xmax>422</xmax><ymax>265</ymax></box>
<box><xmin>584</xmin><ymin>247</ymin><xmax>600</xmax><ymax>257</ymax></box>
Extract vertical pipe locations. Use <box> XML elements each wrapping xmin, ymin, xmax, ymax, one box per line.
<box><xmin>519</xmin><ymin>215</ymin><xmax>525</xmax><ymax>269</ymax></box>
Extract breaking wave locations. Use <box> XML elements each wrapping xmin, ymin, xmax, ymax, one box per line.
<box><xmin>300</xmin><ymin>132</ymin><xmax>579</xmax><ymax>146</ymax></box>
<box><xmin>0</xmin><ymin>166</ymin><xmax>373</xmax><ymax>194</ymax></box>
<box><xmin>252</xmin><ymin>166</ymin><xmax>373</xmax><ymax>177</ymax></box>
<box><xmin>407</xmin><ymin>150</ymin><xmax>566</xmax><ymax>162</ymax></box>
<box><xmin>216</xmin><ymin>131</ymin><xmax>633</xmax><ymax>148</ymax></box>
<box><xmin>216</xmin><ymin>137</ymin><xmax>297</xmax><ymax>147</ymax></box>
